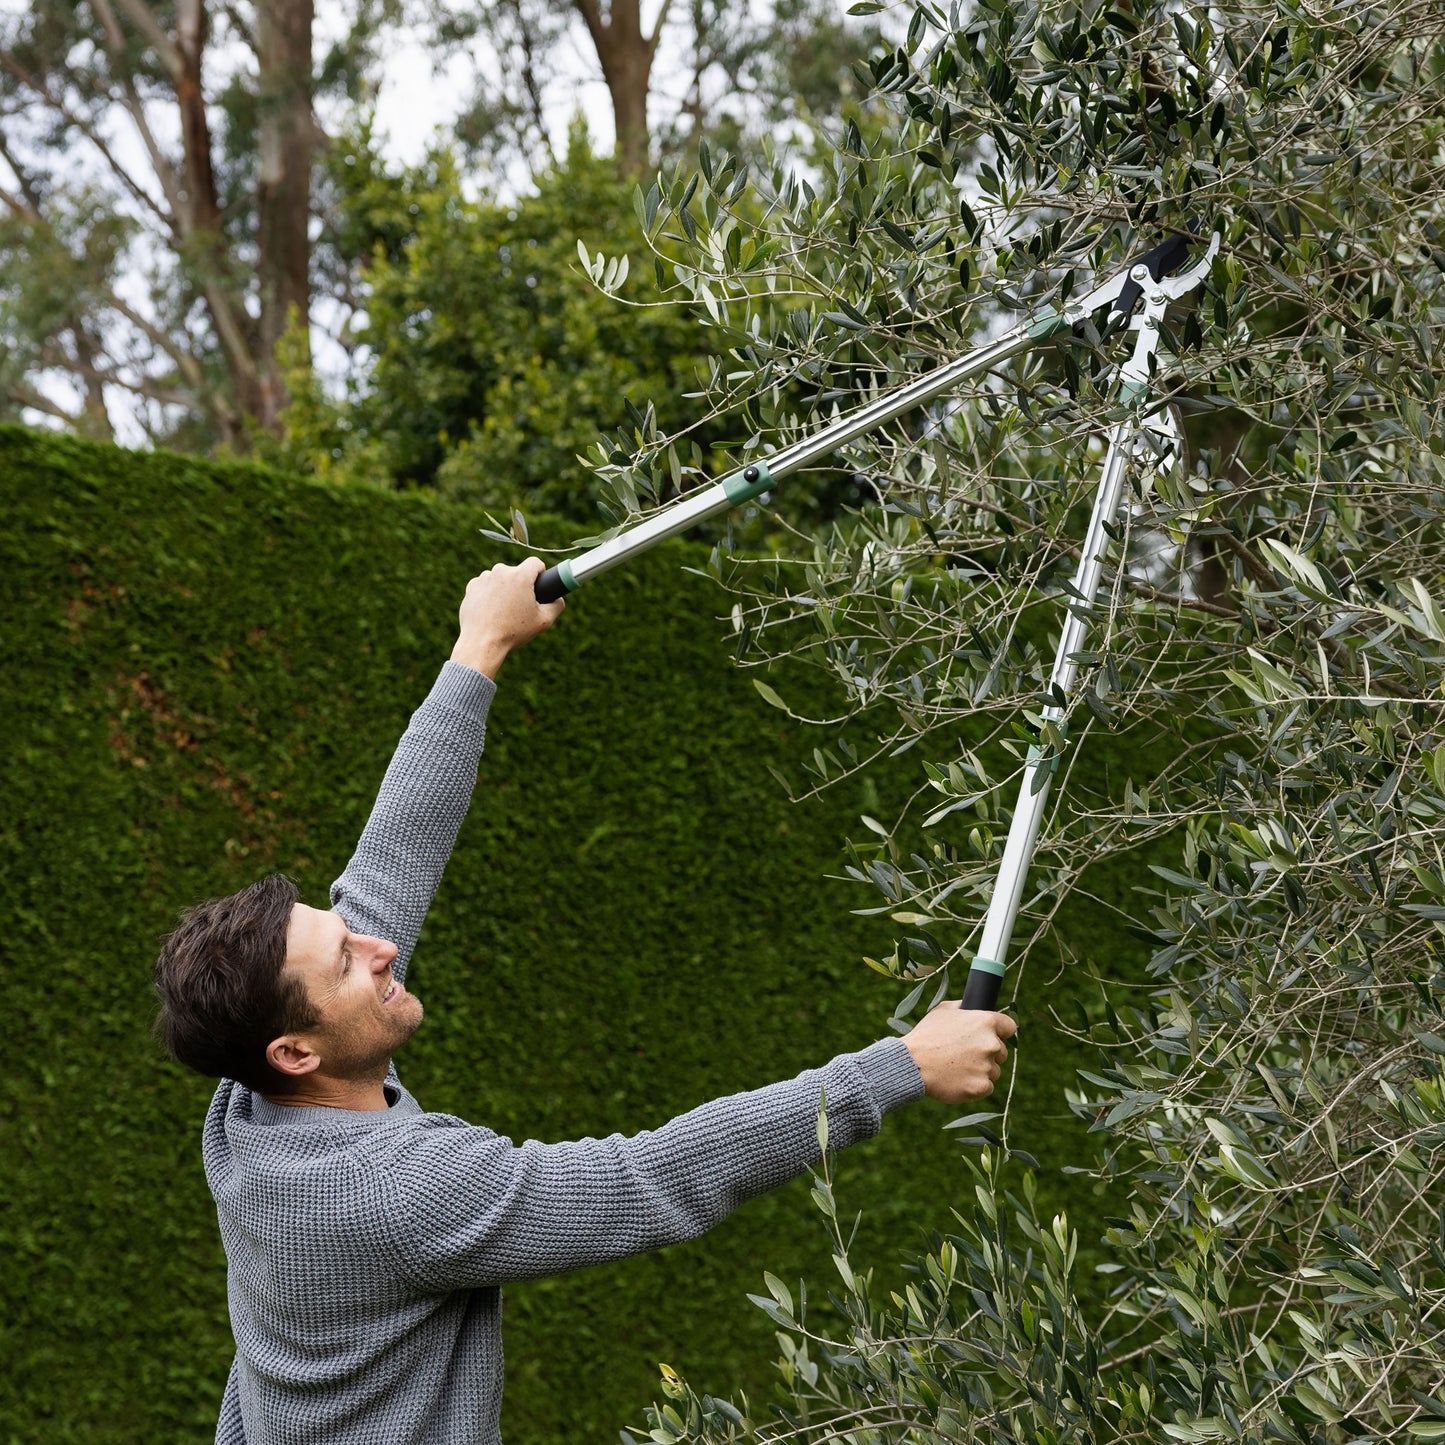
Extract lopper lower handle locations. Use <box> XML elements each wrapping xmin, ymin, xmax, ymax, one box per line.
<box><xmin>960</xmin><ymin>965</ymin><xmax>1002</xmax><ymax>1011</ymax></box>
<box><xmin>535</xmin><ymin>566</ymin><xmax>569</xmax><ymax>604</ymax></box>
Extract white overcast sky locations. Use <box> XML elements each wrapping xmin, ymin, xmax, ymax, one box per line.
<box><xmin>362</xmin><ymin>13</ymin><xmax>615</xmax><ymax>175</ymax></box>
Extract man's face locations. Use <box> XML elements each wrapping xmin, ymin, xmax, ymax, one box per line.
<box><xmin>278</xmin><ymin>904</ymin><xmax>423</xmax><ymax>1084</ymax></box>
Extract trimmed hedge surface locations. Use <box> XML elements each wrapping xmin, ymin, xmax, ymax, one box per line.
<box><xmin>0</xmin><ymin>426</ymin><xmax>1150</xmax><ymax>1442</ymax></box>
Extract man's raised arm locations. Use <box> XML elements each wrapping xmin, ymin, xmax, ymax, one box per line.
<box><xmin>329</xmin><ymin>559</ymin><xmax>563</xmax><ymax>982</ymax></box>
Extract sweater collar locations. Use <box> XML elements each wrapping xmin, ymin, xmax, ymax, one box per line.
<box><xmin>245</xmin><ymin>1076</ymin><xmax>419</xmax><ymax>1125</ymax></box>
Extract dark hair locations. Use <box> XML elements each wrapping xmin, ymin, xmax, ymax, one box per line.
<box><xmin>154</xmin><ymin>873</ymin><xmax>318</xmax><ymax>1095</ymax></box>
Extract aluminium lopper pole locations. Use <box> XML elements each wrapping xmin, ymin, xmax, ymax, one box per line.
<box><xmin>532</xmin><ymin>229</ymin><xmax>1207</xmax><ymax>604</ymax></box>
<box><xmin>959</xmin><ymin>234</ymin><xmax>1218</xmax><ymax>1010</ymax></box>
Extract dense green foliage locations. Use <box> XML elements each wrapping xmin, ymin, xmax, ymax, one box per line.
<box><xmin>285</xmin><ymin>130</ymin><xmax>883</xmax><ymax>533</ymax></box>
<box><xmin>282</xmin><ymin>134</ymin><xmax>711</xmax><ymax>519</ymax></box>
<box><xmin>0</xmin><ymin>426</ymin><xmax>1156</xmax><ymax>1443</ymax></box>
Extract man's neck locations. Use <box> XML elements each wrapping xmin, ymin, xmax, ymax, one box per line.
<box><xmin>265</xmin><ymin>1074</ymin><xmax>391</xmax><ymax>1111</ymax></box>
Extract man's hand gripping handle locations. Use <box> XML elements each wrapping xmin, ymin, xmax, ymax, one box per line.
<box><xmin>452</xmin><ymin>558</ymin><xmax>565</xmax><ymax>680</ymax></box>
<box><xmin>903</xmin><ymin>1001</ymin><xmax>1017</xmax><ymax>1105</ymax></box>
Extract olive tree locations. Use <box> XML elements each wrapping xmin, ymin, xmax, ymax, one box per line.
<box><xmin>578</xmin><ymin>0</ymin><xmax>1445</xmax><ymax>1439</ymax></box>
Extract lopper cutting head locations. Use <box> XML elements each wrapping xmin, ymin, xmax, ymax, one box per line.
<box><xmin>1066</xmin><ymin>223</ymin><xmax>1219</xmax><ymax>332</ymax></box>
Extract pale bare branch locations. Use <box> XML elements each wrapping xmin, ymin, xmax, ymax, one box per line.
<box><xmin>102</xmin><ymin>292</ymin><xmax>206</xmax><ymax>389</ymax></box>
<box><xmin>0</xmin><ymin>52</ymin><xmax>176</xmax><ymax>231</ymax></box>
<box><xmin>4</xmin><ymin>382</ymin><xmax>80</xmax><ymax>423</ymax></box>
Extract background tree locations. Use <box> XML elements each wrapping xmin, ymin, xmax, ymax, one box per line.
<box><xmin>554</xmin><ymin>0</ymin><xmax>1445</xmax><ymax>1439</ymax></box>
<box><xmin>0</xmin><ymin>0</ymin><xmax>394</xmax><ymax>447</ymax></box>
<box><xmin>279</xmin><ymin>125</ymin><xmax>715</xmax><ymax>519</ymax></box>
<box><xmin>653</xmin><ymin>0</ymin><xmax>887</xmax><ymax>161</ymax></box>
<box><xmin>0</xmin><ymin>0</ymin><xmax>887</xmax><ymax>466</ymax></box>
<box><xmin>573</xmin><ymin>0</ymin><xmax>669</xmax><ymax>175</ymax></box>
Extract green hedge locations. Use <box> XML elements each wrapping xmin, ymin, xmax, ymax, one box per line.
<box><xmin>0</xmin><ymin>426</ymin><xmax>1153</xmax><ymax>1443</ymax></box>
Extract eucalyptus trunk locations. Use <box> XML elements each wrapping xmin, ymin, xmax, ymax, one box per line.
<box><xmin>571</xmin><ymin>0</ymin><xmax>671</xmax><ymax>175</ymax></box>
<box><xmin>255</xmin><ymin>0</ymin><xmax>318</xmax><ymax>429</ymax></box>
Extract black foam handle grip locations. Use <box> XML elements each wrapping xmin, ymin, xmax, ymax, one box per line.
<box><xmin>1111</xmin><ymin>222</ymin><xmax>1200</xmax><ymax>323</ymax></box>
<box><xmin>961</xmin><ymin>966</ymin><xmax>1002</xmax><ymax>1011</ymax></box>
<box><xmin>535</xmin><ymin>566</ymin><xmax>569</xmax><ymax>604</ymax></box>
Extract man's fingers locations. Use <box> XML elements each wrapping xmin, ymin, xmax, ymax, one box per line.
<box><xmin>904</xmin><ymin>997</ymin><xmax>1020</xmax><ymax>1102</ymax></box>
<box><xmin>519</xmin><ymin>557</ymin><xmax>565</xmax><ymax>622</ymax></box>
<box><xmin>467</xmin><ymin>557</ymin><xmax>546</xmax><ymax>580</ymax></box>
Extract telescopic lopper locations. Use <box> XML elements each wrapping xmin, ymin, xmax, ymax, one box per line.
<box><xmin>534</xmin><ymin>228</ymin><xmax>1220</xmax><ymax>1015</ymax></box>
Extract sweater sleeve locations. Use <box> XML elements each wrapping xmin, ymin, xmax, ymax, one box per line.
<box><xmin>330</xmin><ymin>661</ymin><xmax>496</xmax><ymax>983</ymax></box>
<box><xmin>384</xmin><ymin>1038</ymin><xmax>924</xmax><ymax>1291</ymax></box>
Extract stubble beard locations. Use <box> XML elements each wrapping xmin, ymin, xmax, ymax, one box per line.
<box><xmin>323</xmin><ymin>995</ymin><xmax>425</xmax><ymax>1083</ymax></box>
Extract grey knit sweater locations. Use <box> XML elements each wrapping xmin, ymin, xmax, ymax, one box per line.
<box><xmin>204</xmin><ymin>661</ymin><xmax>925</xmax><ymax>1444</ymax></box>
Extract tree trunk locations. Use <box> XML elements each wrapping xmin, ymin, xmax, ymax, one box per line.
<box><xmin>604</xmin><ymin>41</ymin><xmax>652</xmax><ymax>176</ymax></box>
<box><xmin>255</xmin><ymin>0</ymin><xmax>317</xmax><ymax>431</ymax></box>
<box><xmin>173</xmin><ymin>0</ymin><xmax>263</xmax><ymax>438</ymax></box>
<box><xmin>571</xmin><ymin>0</ymin><xmax>671</xmax><ymax>176</ymax></box>
<box><xmin>72</xmin><ymin>322</ymin><xmax>116</xmax><ymax>442</ymax></box>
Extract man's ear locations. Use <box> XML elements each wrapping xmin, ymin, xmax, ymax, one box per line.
<box><xmin>266</xmin><ymin>1034</ymin><xmax>322</xmax><ymax>1078</ymax></box>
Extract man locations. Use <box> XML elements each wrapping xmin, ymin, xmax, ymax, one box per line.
<box><xmin>154</xmin><ymin>558</ymin><xmax>1018</xmax><ymax>1445</ymax></box>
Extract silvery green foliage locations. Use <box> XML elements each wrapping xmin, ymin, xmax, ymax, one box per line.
<box><xmin>605</xmin><ymin>0</ymin><xmax>1445</xmax><ymax>1439</ymax></box>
